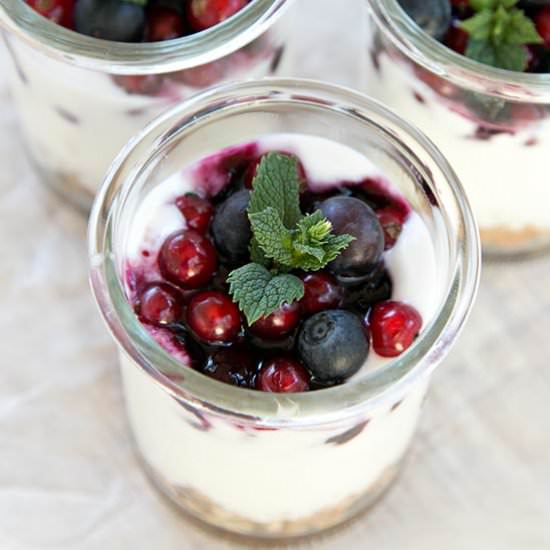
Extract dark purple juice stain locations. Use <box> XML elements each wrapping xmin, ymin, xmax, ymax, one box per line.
<box><xmin>413</xmin><ymin>91</ymin><xmax>426</xmax><ymax>104</ymax></box>
<box><xmin>269</xmin><ymin>46</ymin><xmax>285</xmax><ymax>74</ymax></box>
<box><xmin>126</xmin><ymin>107</ymin><xmax>148</xmax><ymax>117</ymax></box>
<box><xmin>357</xmin><ymin>177</ymin><xmax>413</xmax><ymax>216</ymax></box>
<box><xmin>55</xmin><ymin>107</ymin><xmax>79</xmax><ymax>125</ymax></box>
<box><xmin>174</xmin><ymin>397</ymin><xmax>212</xmax><ymax>432</ymax></box>
<box><xmin>112</xmin><ymin>74</ymin><xmax>165</xmax><ymax>97</ymax></box>
<box><xmin>325</xmin><ymin>420</ymin><xmax>370</xmax><ymax>446</ymax></box>
<box><xmin>370</xmin><ymin>49</ymin><xmax>381</xmax><ymax>72</ymax></box>
<box><xmin>390</xmin><ymin>400</ymin><xmax>403</xmax><ymax>412</ymax></box>
<box><xmin>125</xmin><ymin>265</ymin><xmax>147</xmax><ymax>298</ymax></box>
<box><xmin>472</xmin><ymin>126</ymin><xmax>514</xmax><ymax>141</ymax></box>
<box><xmin>190</xmin><ymin>142</ymin><xmax>259</xmax><ymax>200</ymax></box>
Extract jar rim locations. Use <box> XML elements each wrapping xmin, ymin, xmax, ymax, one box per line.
<box><xmin>88</xmin><ymin>78</ymin><xmax>480</xmax><ymax>426</ymax></box>
<box><xmin>0</xmin><ymin>0</ymin><xmax>290</xmax><ymax>74</ymax></box>
<box><xmin>367</xmin><ymin>0</ymin><xmax>550</xmax><ymax>101</ymax></box>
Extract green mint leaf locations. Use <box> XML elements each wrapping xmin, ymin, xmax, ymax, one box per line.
<box><xmin>249</xmin><ymin>207</ymin><xmax>295</xmax><ymax>265</ymax></box>
<box><xmin>466</xmin><ymin>38</ymin><xmax>528</xmax><ymax>71</ymax></box>
<box><xmin>322</xmin><ymin>234</ymin><xmax>357</xmax><ymax>263</ymax></box>
<box><xmin>296</xmin><ymin>210</ymin><xmax>332</xmax><ymax>245</ymax></box>
<box><xmin>227</xmin><ymin>263</ymin><xmax>304</xmax><ymax>324</ymax></box>
<box><xmin>499</xmin><ymin>0</ymin><xmax>519</xmax><ymax>8</ymax></box>
<box><xmin>293</xmin><ymin>211</ymin><xmax>355</xmax><ymax>270</ymax></box>
<box><xmin>461</xmin><ymin>3</ymin><xmax>541</xmax><ymax>70</ymax></box>
<box><xmin>249</xmin><ymin>206</ymin><xmax>356</xmax><ymax>271</ymax></box>
<box><xmin>461</xmin><ymin>11</ymin><xmax>493</xmax><ymax>39</ymax></box>
<box><xmin>470</xmin><ymin>0</ymin><xmax>517</xmax><ymax>11</ymax></box>
<box><xmin>248</xmin><ymin>153</ymin><xmax>302</xmax><ymax>228</ymax></box>
<box><xmin>249</xmin><ymin>237</ymin><xmax>268</xmax><ymax>266</ymax></box>
<box><xmin>504</xmin><ymin>9</ymin><xmax>543</xmax><ymax>45</ymax></box>
<box><xmin>227</xmin><ymin>153</ymin><xmax>355</xmax><ymax>322</ymax></box>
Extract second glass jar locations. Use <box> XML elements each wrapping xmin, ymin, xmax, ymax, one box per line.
<box><xmin>365</xmin><ymin>0</ymin><xmax>550</xmax><ymax>258</ymax></box>
<box><xmin>0</xmin><ymin>0</ymin><xmax>294</xmax><ymax>210</ymax></box>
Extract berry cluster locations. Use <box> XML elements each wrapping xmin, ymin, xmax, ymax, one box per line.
<box><xmin>26</xmin><ymin>0</ymin><xmax>249</xmax><ymax>42</ymax></box>
<box><xmin>129</xmin><ymin>145</ymin><xmax>423</xmax><ymax>393</ymax></box>
<box><xmin>402</xmin><ymin>0</ymin><xmax>550</xmax><ymax>72</ymax></box>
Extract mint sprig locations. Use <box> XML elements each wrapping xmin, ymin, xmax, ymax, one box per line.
<box><xmin>248</xmin><ymin>153</ymin><xmax>302</xmax><ymax>228</ymax></box>
<box><xmin>227</xmin><ymin>264</ymin><xmax>304</xmax><ymax>325</ymax></box>
<box><xmin>460</xmin><ymin>0</ymin><xmax>542</xmax><ymax>71</ymax></box>
<box><xmin>227</xmin><ymin>153</ymin><xmax>354</xmax><ymax>325</ymax></box>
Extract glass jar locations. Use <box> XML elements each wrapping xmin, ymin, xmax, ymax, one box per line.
<box><xmin>0</xmin><ymin>0</ymin><xmax>294</xmax><ymax>211</ymax></box>
<box><xmin>365</xmin><ymin>0</ymin><xmax>550</xmax><ymax>258</ymax></box>
<box><xmin>89</xmin><ymin>79</ymin><xmax>480</xmax><ymax>538</ymax></box>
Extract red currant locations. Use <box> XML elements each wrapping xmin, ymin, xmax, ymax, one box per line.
<box><xmin>159</xmin><ymin>229</ymin><xmax>217</xmax><ymax>289</ymax></box>
<box><xmin>535</xmin><ymin>7</ymin><xmax>550</xmax><ymax>47</ymax></box>
<box><xmin>368</xmin><ymin>301</ymin><xmax>422</xmax><ymax>358</ymax></box>
<box><xmin>445</xmin><ymin>20</ymin><xmax>469</xmax><ymax>55</ymax></box>
<box><xmin>175</xmin><ymin>194</ymin><xmax>214</xmax><ymax>234</ymax></box>
<box><xmin>146</xmin><ymin>7</ymin><xmax>185</xmax><ymax>41</ymax></box>
<box><xmin>376</xmin><ymin>207</ymin><xmax>405</xmax><ymax>250</ymax></box>
<box><xmin>27</xmin><ymin>0</ymin><xmax>74</xmax><ymax>27</ymax></box>
<box><xmin>187</xmin><ymin>291</ymin><xmax>241</xmax><ymax>343</ymax></box>
<box><xmin>249</xmin><ymin>302</ymin><xmax>301</xmax><ymax>340</ymax></box>
<box><xmin>186</xmin><ymin>0</ymin><xmax>248</xmax><ymax>32</ymax></box>
<box><xmin>256</xmin><ymin>358</ymin><xmax>310</xmax><ymax>393</ymax></box>
<box><xmin>137</xmin><ymin>283</ymin><xmax>184</xmax><ymax>326</ymax></box>
<box><xmin>299</xmin><ymin>272</ymin><xmax>343</xmax><ymax>315</ymax></box>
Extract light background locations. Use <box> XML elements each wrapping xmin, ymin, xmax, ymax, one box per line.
<box><xmin>1</xmin><ymin>0</ymin><xmax>549</xmax><ymax>548</ymax></box>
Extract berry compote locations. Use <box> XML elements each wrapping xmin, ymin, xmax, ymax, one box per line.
<box><xmin>124</xmin><ymin>134</ymin><xmax>435</xmax><ymax>393</ymax></box>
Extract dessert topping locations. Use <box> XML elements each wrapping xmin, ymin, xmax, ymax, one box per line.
<box><xmin>228</xmin><ymin>153</ymin><xmax>355</xmax><ymax>325</ymax></box>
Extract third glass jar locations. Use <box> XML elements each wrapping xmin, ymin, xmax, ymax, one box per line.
<box><xmin>0</xmin><ymin>0</ymin><xmax>295</xmax><ymax>210</ymax></box>
<box><xmin>365</xmin><ymin>0</ymin><xmax>550</xmax><ymax>258</ymax></box>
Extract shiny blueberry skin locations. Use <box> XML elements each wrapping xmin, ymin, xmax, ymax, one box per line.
<box><xmin>74</xmin><ymin>0</ymin><xmax>146</xmax><ymax>42</ymax></box>
<box><xmin>211</xmin><ymin>189</ymin><xmax>251</xmax><ymax>264</ymax></box>
<box><xmin>297</xmin><ymin>309</ymin><xmax>369</xmax><ymax>382</ymax></box>
<box><xmin>397</xmin><ymin>0</ymin><xmax>451</xmax><ymax>40</ymax></box>
<box><xmin>319</xmin><ymin>196</ymin><xmax>384</xmax><ymax>283</ymax></box>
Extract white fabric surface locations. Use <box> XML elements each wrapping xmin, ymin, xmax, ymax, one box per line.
<box><xmin>1</xmin><ymin>1</ymin><xmax>549</xmax><ymax>548</ymax></box>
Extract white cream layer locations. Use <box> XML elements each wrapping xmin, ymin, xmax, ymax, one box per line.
<box><xmin>365</xmin><ymin>51</ymin><xmax>550</xmax><ymax>232</ymax></box>
<box><xmin>4</xmin><ymin>37</ymin><xmax>275</xmax><ymax>195</ymax></box>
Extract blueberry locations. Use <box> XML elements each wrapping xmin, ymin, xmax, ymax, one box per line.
<box><xmin>297</xmin><ymin>310</ymin><xmax>369</xmax><ymax>382</ymax></box>
<box><xmin>397</xmin><ymin>0</ymin><xmax>451</xmax><ymax>41</ymax></box>
<box><xmin>343</xmin><ymin>270</ymin><xmax>392</xmax><ymax>313</ymax></box>
<box><xmin>74</xmin><ymin>0</ymin><xmax>146</xmax><ymax>42</ymax></box>
<box><xmin>211</xmin><ymin>189</ymin><xmax>251</xmax><ymax>264</ymax></box>
<box><xmin>319</xmin><ymin>196</ymin><xmax>384</xmax><ymax>283</ymax></box>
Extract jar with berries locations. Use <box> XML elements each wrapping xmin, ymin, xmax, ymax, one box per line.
<box><xmin>89</xmin><ymin>79</ymin><xmax>479</xmax><ymax>537</ymax></box>
<box><xmin>0</xmin><ymin>0</ymin><xmax>295</xmax><ymax>209</ymax></box>
<box><xmin>366</xmin><ymin>0</ymin><xmax>550</xmax><ymax>258</ymax></box>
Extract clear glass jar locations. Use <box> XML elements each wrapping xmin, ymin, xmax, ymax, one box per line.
<box><xmin>89</xmin><ymin>79</ymin><xmax>480</xmax><ymax>538</ymax></box>
<box><xmin>0</xmin><ymin>0</ymin><xmax>294</xmax><ymax>211</ymax></box>
<box><xmin>365</xmin><ymin>0</ymin><xmax>550</xmax><ymax>258</ymax></box>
